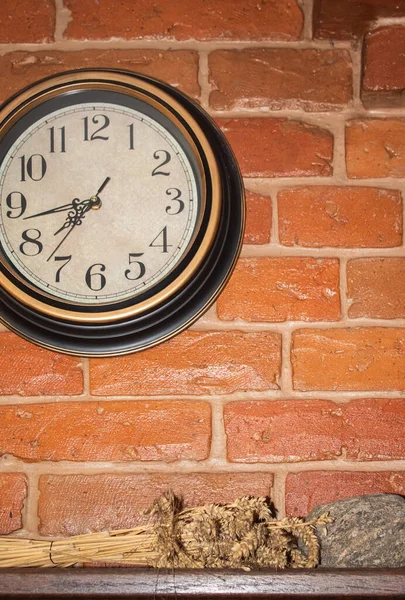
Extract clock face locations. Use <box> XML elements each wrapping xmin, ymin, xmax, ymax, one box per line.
<box><xmin>0</xmin><ymin>94</ymin><xmax>202</xmax><ymax>307</ymax></box>
<box><xmin>0</xmin><ymin>71</ymin><xmax>244</xmax><ymax>356</ymax></box>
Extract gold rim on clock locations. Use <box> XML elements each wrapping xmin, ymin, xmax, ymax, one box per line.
<box><xmin>0</xmin><ymin>71</ymin><xmax>222</xmax><ymax>324</ymax></box>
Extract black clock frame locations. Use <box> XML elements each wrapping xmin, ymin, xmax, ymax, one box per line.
<box><xmin>0</xmin><ymin>70</ymin><xmax>244</xmax><ymax>356</ymax></box>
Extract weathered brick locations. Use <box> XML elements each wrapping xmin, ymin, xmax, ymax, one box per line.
<box><xmin>313</xmin><ymin>0</ymin><xmax>405</xmax><ymax>41</ymax></box>
<box><xmin>90</xmin><ymin>331</ymin><xmax>282</xmax><ymax>396</ymax></box>
<box><xmin>362</xmin><ymin>25</ymin><xmax>405</xmax><ymax>108</ymax></box>
<box><xmin>0</xmin><ymin>0</ymin><xmax>55</xmax><ymax>43</ymax></box>
<box><xmin>286</xmin><ymin>471</ymin><xmax>405</xmax><ymax>516</ymax></box>
<box><xmin>225</xmin><ymin>399</ymin><xmax>405</xmax><ymax>463</ymax></box>
<box><xmin>0</xmin><ymin>401</ymin><xmax>211</xmax><ymax>462</ymax></box>
<box><xmin>292</xmin><ymin>328</ymin><xmax>405</xmax><ymax>391</ymax></box>
<box><xmin>218</xmin><ymin>119</ymin><xmax>333</xmax><ymax>178</ymax></box>
<box><xmin>244</xmin><ymin>191</ymin><xmax>272</xmax><ymax>245</ymax></box>
<box><xmin>346</xmin><ymin>119</ymin><xmax>405</xmax><ymax>178</ymax></box>
<box><xmin>348</xmin><ymin>258</ymin><xmax>405</xmax><ymax>319</ymax></box>
<box><xmin>38</xmin><ymin>472</ymin><xmax>274</xmax><ymax>535</ymax></box>
<box><xmin>217</xmin><ymin>258</ymin><xmax>340</xmax><ymax>322</ymax></box>
<box><xmin>209</xmin><ymin>49</ymin><xmax>352</xmax><ymax>112</ymax></box>
<box><xmin>0</xmin><ymin>333</ymin><xmax>83</xmax><ymax>396</ymax></box>
<box><xmin>65</xmin><ymin>0</ymin><xmax>303</xmax><ymax>41</ymax></box>
<box><xmin>0</xmin><ymin>474</ymin><xmax>27</xmax><ymax>534</ymax></box>
<box><xmin>0</xmin><ymin>50</ymin><xmax>200</xmax><ymax>105</ymax></box>
<box><xmin>278</xmin><ymin>186</ymin><xmax>402</xmax><ymax>248</ymax></box>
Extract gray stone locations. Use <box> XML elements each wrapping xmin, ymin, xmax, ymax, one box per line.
<box><xmin>306</xmin><ymin>494</ymin><xmax>405</xmax><ymax>568</ymax></box>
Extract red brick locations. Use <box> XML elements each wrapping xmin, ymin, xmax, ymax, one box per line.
<box><xmin>292</xmin><ymin>328</ymin><xmax>405</xmax><ymax>391</ymax></box>
<box><xmin>0</xmin><ymin>474</ymin><xmax>27</xmax><ymax>534</ymax></box>
<box><xmin>362</xmin><ymin>25</ymin><xmax>405</xmax><ymax>108</ymax></box>
<box><xmin>346</xmin><ymin>119</ymin><xmax>405</xmax><ymax>178</ymax></box>
<box><xmin>244</xmin><ymin>191</ymin><xmax>272</xmax><ymax>245</ymax></box>
<box><xmin>90</xmin><ymin>331</ymin><xmax>282</xmax><ymax>396</ymax></box>
<box><xmin>218</xmin><ymin>119</ymin><xmax>333</xmax><ymax>178</ymax></box>
<box><xmin>217</xmin><ymin>258</ymin><xmax>340</xmax><ymax>322</ymax></box>
<box><xmin>65</xmin><ymin>0</ymin><xmax>303</xmax><ymax>41</ymax></box>
<box><xmin>0</xmin><ymin>0</ymin><xmax>55</xmax><ymax>43</ymax></box>
<box><xmin>209</xmin><ymin>49</ymin><xmax>352</xmax><ymax>112</ymax></box>
<box><xmin>313</xmin><ymin>0</ymin><xmax>405</xmax><ymax>41</ymax></box>
<box><xmin>225</xmin><ymin>399</ymin><xmax>405</xmax><ymax>464</ymax></box>
<box><xmin>39</xmin><ymin>472</ymin><xmax>274</xmax><ymax>535</ymax></box>
<box><xmin>0</xmin><ymin>333</ymin><xmax>83</xmax><ymax>396</ymax></box>
<box><xmin>286</xmin><ymin>471</ymin><xmax>405</xmax><ymax>516</ymax></box>
<box><xmin>278</xmin><ymin>186</ymin><xmax>402</xmax><ymax>248</ymax></box>
<box><xmin>348</xmin><ymin>258</ymin><xmax>405</xmax><ymax>319</ymax></box>
<box><xmin>0</xmin><ymin>50</ymin><xmax>200</xmax><ymax>105</ymax></box>
<box><xmin>0</xmin><ymin>401</ymin><xmax>211</xmax><ymax>462</ymax></box>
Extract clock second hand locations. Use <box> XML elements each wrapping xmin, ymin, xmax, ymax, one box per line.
<box><xmin>46</xmin><ymin>177</ymin><xmax>111</xmax><ymax>262</ymax></box>
<box><xmin>96</xmin><ymin>177</ymin><xmax>110</xmax><ymax>196</ymax></box>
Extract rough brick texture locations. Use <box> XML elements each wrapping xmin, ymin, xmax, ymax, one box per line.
<box><xmin>39</xmin><ymin>473</ymin><xmax>274</xmax><ymax>535</ymax></box>
<box><xmin>244</xmin><ymin>191</ymin><xmax>272</xmax><ymax>245</ymax></box>
<box><xmin>346</xmin><ymin>119</ymin><xmax>405</xmax><ymax>178</ymax></box>
<box><xmin>1</xmin><ymin>0</ymin><xmax>405</xmax><ymax>534</ymax></box>
<box><xmin>218</xmin><ymin>119</ymin><xmax>333</xmax><ymax>178</ymax></box>
<box><xmin>0</xmin><ymin>474</ymin><xmax>27</xmax><ymax>534</ymax></box>
<box><xmin>362</xmin><ymin>25</ymin><xmax>405</xmax><ymax>108</ymax></box>
<box><xmin>347</xmin><ymin>258</ymin><xmax>405</xmax><ymax>319</ymax></box>
<box><xmin>278</xmin><ymin>187</ymin><xmax>402</xmax><ymax>248</ymax></box>
<box><xmin>313</xmin><ymin>0</ymin><xmax>405</xmax><ymax>40</ymax></box>
<box><xmin>209</xmin><ymin>49</ymin><xmax>352</xmax><ymax>112</ymax></box>
<box><xmin>286</xmin><ymin>471</ymin><xmax>405</xmax><ymax>516</ymax></box>
<box><xmin>0</xmin><ymin>0</ymin><xmax>55</xmax><ymax>43</ymax></box>
<box><xmin>0</xmin><ymin>333</ymin><xmax>83</xmax><ymax>396</ymax></box>
<box><xmin>90</xmin><ymin>331</ymin><xmax>282</xmax><ymax>396</ymax></box>
<box><xmin>225</xmin><ymin>399</ymin><xmax>405</xmax><ymax>463</ymax></box>
<box><xmin>217</xmin><ymin>258</ymin><xmax>340</xmax><ymax>322</ymax></box>
<box><xmin>0</xmin><ymin>50</ymin><xmax>200</xmax><ymax>105</ymax></box>
<box><xmin>0</xmin><ymin>401</ymin><xmax>211</xmax><ymax>462</ymax></box>
<box><xmin>292</xmin><ymin>328</ymin><xmax>405</xmax><ymax>391</ymax></box>
<box><xmin>64</xmin><ymin>0</ymin><xmax>303</xmax><ymax>41</ymax></box>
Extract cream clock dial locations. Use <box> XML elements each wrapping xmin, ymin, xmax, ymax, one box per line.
<box><xmin>0</xmin><ymin>70</ymin><xmax>244</xmax><ymax>356</ymax></box>
<box><xmin>0</xmin><ymin>102</ymin><xmax>199</xmax><ymax>304</ymax></box>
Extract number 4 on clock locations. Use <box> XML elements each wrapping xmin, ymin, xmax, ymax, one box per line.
<box><xmin>149</xmin><ymin>226</ymin><xmax>172</xmax><ymax>253</ymax></box>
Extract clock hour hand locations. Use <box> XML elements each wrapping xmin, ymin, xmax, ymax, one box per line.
<box><xmin>47</xmin><ymin>178</ymin><xmax>111</xmax><ymax>262</ymax></box>
<box><xmin>53</xmin><ymin>198</ymin><xmax>93</xmax><ymax>235</ymax></box>
<box><xmin>47</xmin><ymin>199</ymin><xmax>93</xmax><ymax>261</ymax></box>
<box><xmin>47</xmin><ymin>211</ymin><xmax>81</xmax><ymax>262</ymax></box>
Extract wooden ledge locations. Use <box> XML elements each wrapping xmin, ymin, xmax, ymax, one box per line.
<box><xmin>0</xmin><ymin>568</ymin><xmax>404</xmax><ymax>598</ymax></box>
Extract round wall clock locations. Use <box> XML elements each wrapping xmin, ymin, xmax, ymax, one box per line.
<box><xmin>0</xmin><ymin>69</ymin><xmax>244</xmax><ymax>356</ymax></box>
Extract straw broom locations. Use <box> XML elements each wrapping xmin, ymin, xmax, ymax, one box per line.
<box><xmin>0</xmin><ymin>492</ymin><xmax>332</xmax><ymax>569</ymax></box>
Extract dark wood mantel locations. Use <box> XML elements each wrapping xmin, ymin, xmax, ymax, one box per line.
<box><xmin>0</xmin><ymin>568</ymin><xmax>404</xmax><ymax>599</ymax></box>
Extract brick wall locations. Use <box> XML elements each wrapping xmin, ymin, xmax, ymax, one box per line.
<box><xmin>1</xmin><ymin>0</ymin><xmax>405</xmax><ymax>539</ymax></box>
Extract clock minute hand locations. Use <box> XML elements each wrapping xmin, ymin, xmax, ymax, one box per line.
<box><xmin>23</xmin><ymin>178</ymin><xmax>110</xmax><ymax>220</ymax></box>
<box><xmin>23</xmin><ymin>201</ymin><xmax>76</xmax><ymax>220</ymax></box>
<box><xmin>23</xmin><ymin>177</ymin><xmax>111</xmax><ymax>221</ymax></box>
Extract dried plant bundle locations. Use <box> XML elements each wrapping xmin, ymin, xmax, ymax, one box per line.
<box><xmin>0</xmin><ymin>492</ymin><xmax>331</xmax><ymax>569</ymax></box>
